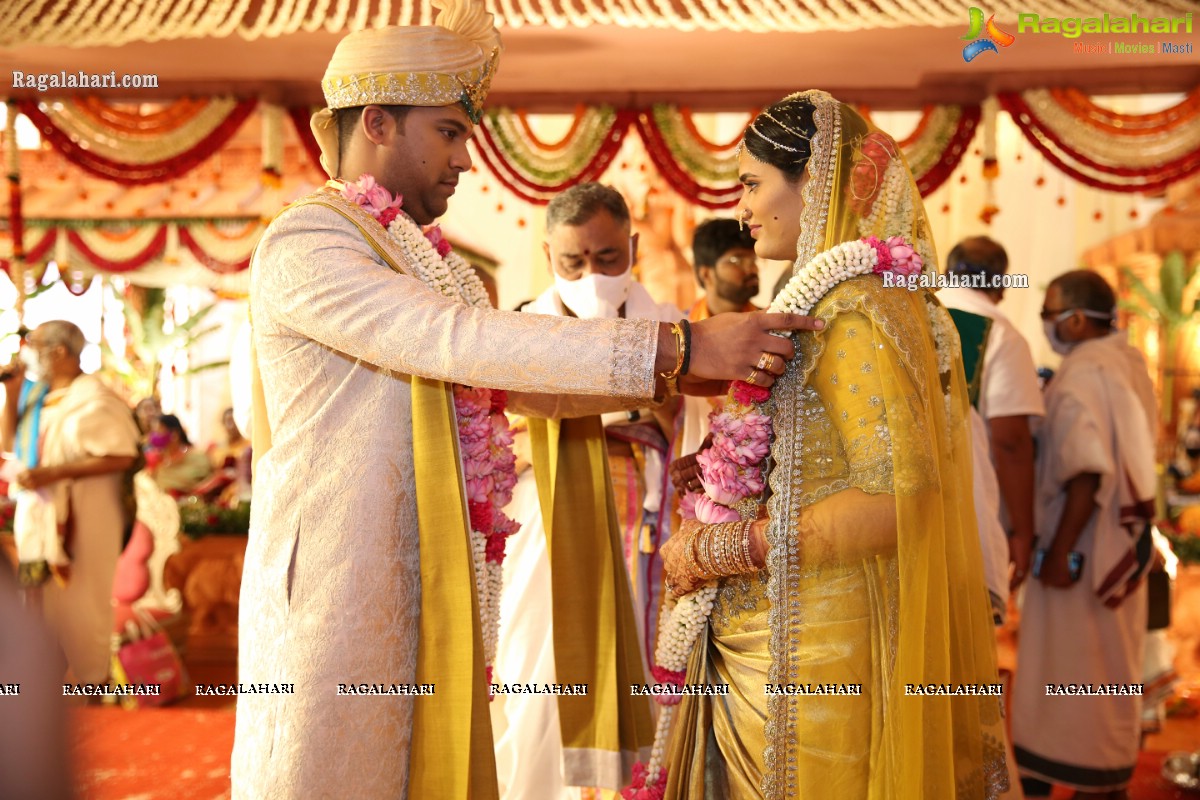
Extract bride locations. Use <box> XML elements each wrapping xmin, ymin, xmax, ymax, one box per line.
<box><xmin>657</xmin><ymin>91</ymin><xmax>1008</xmax><ymax>799</ymax></box>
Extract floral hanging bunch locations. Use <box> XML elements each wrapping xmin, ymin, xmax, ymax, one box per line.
<box><xmin>454</xmin><ymin>385</ymin><xmax>521</xmax><ymax>687</ymax></box>
<box><xmin>626</xmin><ymin>234</ymin><xmax>922</xmax><ymax>798</ymax></box>
<box><xmin>848</xmin><ymin>131</ymin><xmax>897</xmax><ymax>218</ymax></box>
<box><xmin>338</xmin><ymin>174</ymin><xmax>518</xmax><ymax>690</ymax></box>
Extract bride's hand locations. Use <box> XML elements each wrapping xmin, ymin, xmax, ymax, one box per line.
<box><xmin>661</xmin><ymin>520</ymin><xmax>704</xmax><ymax>598</ymax></box>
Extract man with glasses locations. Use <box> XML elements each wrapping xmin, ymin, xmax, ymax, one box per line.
<box><xmin>1012</xmin><ymin>270</ymin><xmax>1157</xmax><ymax>800</ymax></box>
<box><xmin>672</xmin><ymin>219</ymin><xmax>763</xmax><ymax>491</ymax></box>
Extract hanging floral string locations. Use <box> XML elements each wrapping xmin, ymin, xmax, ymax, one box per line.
<box><xmin>4</xmin><ymin>0</ymin><xmax>1184</xmax><ymax>45</ymax></box>
<box><xmin>4</xmin><ymin>100</ymin><xmax>25</xmax><ymax>293</ymax></box>
<box><xmin>472</xmin><ymin>106</ymin><xmax>635</xmax><ymax>203</ymax></box>
<box><xmin>979</xmin><ymin>97</ymin><xmax>1000</xmax><ymax>225</ymax></box>
<box><xmin>633</xmin><ymin>106</ymin><xmax>743</xmax><ymax>209</ymax></box>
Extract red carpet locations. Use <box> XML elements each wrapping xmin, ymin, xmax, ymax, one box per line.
<box><xmin>72</xmin><ymin>707</ymin><xmax>234</xmax><ymax>800</ymax></box>
<box><xmin>69</xmin><ymin>706</ymin><xmax>1191</xmax><ymax>799</ymax></box>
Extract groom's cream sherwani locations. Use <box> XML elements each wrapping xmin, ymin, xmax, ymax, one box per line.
<box><xmin>232</xmin><ymin>192</ymin><xmax>660</xmax><ymax>799</ymax></box>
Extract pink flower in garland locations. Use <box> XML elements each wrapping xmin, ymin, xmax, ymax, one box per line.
<box><xmin>469</xmin><ymin>500</ymin><xmax>494</xmax><ymax>534</ymax></box>
<box><xmin>884</xmin><ymin>235</ymin><xmax>923</xmax><ymax>277</ymax></box>
<box><xmin>731</xmin><ymin>380</ymin><xmax>770</xmax><ymax>406</ymax></box>
<box><xmin>694</xmin><ymin>493</ymin><xmax>741</xmax><ymax>524</ymax></box>
<box><xmin>697</xmin><ymin>449</ymin><xmax>749</xmax><ymax>506</ymax></box>
<box><xmin>424</xmin><ymin>224</ymin><xmax>454</xmax><ymax>258</ymax></box>
<box><xmin>866</xmin><ymin>235</ymin><xmax>923</xmax><ymax>278</ymax></box>
<box><xmin>466</xmin><ymin>474</ymin><xmax>495</xmax><ymax>504</ymax></box>
<box><xmin>678</xmin><ymin>491</ymin><xmax>700</xmax><ymax>521</ymax></box>
<box><xmin>341</xmin><ymin>174</ymin><xmax>404</xmax><ymax>225</ymax></box>
<box><xmin>621</xmin><ymin>763</ymin><xmax>666</xmax><ymax>800</ymax></box>
<box><xmin>710</xmin><ymin>411</ymin><xmax>772</xmax><ymax>466</ymax></box>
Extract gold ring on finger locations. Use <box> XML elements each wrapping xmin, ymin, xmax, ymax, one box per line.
<box><xmin>745</xmin><ymin>368</ymin><xmax>759</xmax><ymax>385</ymax></box>
<box><xmin>756</xmin><ymin>352</ymin><xmax>772</xmax><ymax>371</ymax></box>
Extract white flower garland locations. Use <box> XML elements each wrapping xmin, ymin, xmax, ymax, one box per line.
<box><xmin>385</xmin><ymin>213</ymin><xmax>491</xmax><ymax>309</ymax></box>
<box><xmin>638</xmin><ymin>586</ymin><xmax>718</xmax><ymax>787</ymax></box>
<box><xmin>857</xmin><ymin>159</ymin><xmax>908</xmax><ymax>238</ymax></box>
<box><xmin>771</xmin><ymin>238</ymin><xmax>881</xmax><ymax>316</ymax></box>
<box><xmin>470</xmin><ymin>527</ymin><xmax>504</xmax><ymax>668</ymax></box>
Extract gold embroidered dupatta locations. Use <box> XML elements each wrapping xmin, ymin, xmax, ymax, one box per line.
<box><xmin>249</xmin><ymin>191</ymin><xmax>499</xmax><ymax>800</ymax></box>
<box><xmin>665</xmin><ymin>92</ymin><xmax>1007</xmax><ymax>799</ymax></box>
<box><xmin>766</xmin><ymin>92</ymin><xmax>1006</xmax><ymax>800</ymax></box>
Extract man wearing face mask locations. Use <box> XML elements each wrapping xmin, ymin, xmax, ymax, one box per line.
<box><xmin>1</xmin><ymin>321</ymin><xmax>141</xmax><ymax>685</ymax></box>
<box><xmin>1012</xmin><ymin>270</ymin><xmax>1157</xmax><ymax>800</ymax></box>
<box><xmin>523</xmin><ymin>182</ymin><xmax>681</xmax><ymax>587</ymax></box>
<box><xmin>491</xmin><ymin>183</ymin><xmax>679</xmax><ymax>796</ymax></box>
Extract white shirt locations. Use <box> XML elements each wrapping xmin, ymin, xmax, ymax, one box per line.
<box><xmin>939</xmin><ymin>286</ymin><xmax>1045</xmax><ymax>422</ymax></box>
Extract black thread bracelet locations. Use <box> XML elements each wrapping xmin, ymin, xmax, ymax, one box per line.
<box><xmin>679</xmin><ymin>318</ymin><xmax>692</xmax><ymax>376</ymax></box>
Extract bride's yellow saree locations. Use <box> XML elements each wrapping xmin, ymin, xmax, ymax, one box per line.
<box><xmin>665</xmin><ymin>91</ymin><xmax>1008</xmax><ymax>800</ymax></box>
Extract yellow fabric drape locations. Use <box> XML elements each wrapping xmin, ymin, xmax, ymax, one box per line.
<box><xmin>528</xmin><ymin>416</ymin><xmax>654</xmax><ymax>786</ymax></box>
<box><xmin>248</xmin><ymin>194</ymin><xmax>498</xmax><ymax>799</ymax></box>
<box><xmin>410</xmin><ymin>376</ymin><xmax>499</xmax><ymax>800</ymax></box>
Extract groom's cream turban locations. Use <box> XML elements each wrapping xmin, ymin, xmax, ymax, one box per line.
<box><xmin>311</xmin><ymin>0</ymin><xmax>502</xmax><ymax>177</ymax></box>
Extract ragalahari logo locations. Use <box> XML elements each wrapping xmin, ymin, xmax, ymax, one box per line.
<box><xmin>962</xmin><ymin>7</ymin><xmax>1016</xmax><ymax>61</ymax></box>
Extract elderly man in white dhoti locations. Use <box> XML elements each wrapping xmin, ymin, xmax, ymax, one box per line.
<box><xmin>1012</xmin><ymin>270</ymin><xmax>1157</xmax><ymax>800</ymax></box>
<box><xmin>1</xmin><ymin>321</ymin><xmax>141</xmax><ymax>684</ymax></box>
<box><xmin>231</xmin><ymin>2</ymin><xmax>822</xmax><ymax>797</ymax></box>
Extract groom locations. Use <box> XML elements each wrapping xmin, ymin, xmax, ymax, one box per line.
<box><xmin>231</xmin><ymin>1</ymin><xmax>822</xmax><ymax>798</ymax></box>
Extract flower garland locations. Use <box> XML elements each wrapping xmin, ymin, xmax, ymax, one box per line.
<box><xmin>624</xmin><ymin>235</ymin><xmax>923</xmax><ymax>798</ymax></box>
<box><xmin>340</xmin><ymin>174</ymin><xmax>518</xmax><ymax>688</ymax></box>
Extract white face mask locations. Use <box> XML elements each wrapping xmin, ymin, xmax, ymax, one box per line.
<box><xmin>1043</xmin><ymin>308</ymin><xmax>1112</xmax><ymax>356</ymax></box>
<box><xmin>18</xmin><ymin>347</ymin><xmax>41</xmax><ymax>382</ymax></box>
<box><xmin>554</xmin><ymin>267</ymin><xmax>632</xmax><ymax>319</ymax></box>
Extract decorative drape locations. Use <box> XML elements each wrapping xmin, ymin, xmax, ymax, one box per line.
<box><xmin>473</xmin><ymin>104</ymin><xmax>982</xmax><ymax>208</ymax></box>
<box><xmin>0</xmin><ymin>220</ymin><xmax>261</xmax><ymax>276</ymax></box>
<box><xmin>17</xmin><ymin>98</ymin><xmax>257</xmax><ymax>184</ymax></box>
<box><xmin>473</xmin><ymin>106</ymin><xmax>636</xmax><ymax>204</ymax></box>
<box><xmin>1</xmin><ymin>0</ymin><xmax>1191</xmax><ymax>45</ymax></box>
<box><xmin>998</xmin><ymin>89</ymin><xmax>1200</xmax><ymax>193</ymax></box>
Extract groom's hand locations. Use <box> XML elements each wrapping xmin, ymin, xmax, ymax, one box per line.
<box><xmin>684</xmin><ymin>312</ymin><xmax>824</xmax><ymax>388</ymax></box>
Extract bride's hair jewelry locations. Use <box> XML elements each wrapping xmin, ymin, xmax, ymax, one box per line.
<box><xmin>743</xmin><ymin>98</ymin><xmax>817</xmax><ymax>178</ymax></box>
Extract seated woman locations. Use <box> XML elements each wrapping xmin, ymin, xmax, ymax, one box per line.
<box><xmin>146</xmin><ymin>414</ymin><xmax>213</xmax><ymax>498</ymax></box>
<box><xmin>659</xmin><ymin>92</ymin><xmax>1007</xmax><ymax>799</ymax></box>
<box><xmin>196</xmin><ymin>407</ymin><xmax>252</xmax><ymax>505</ymax></box>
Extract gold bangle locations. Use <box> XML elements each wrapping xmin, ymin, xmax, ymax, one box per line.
<box><xmin>659</xmin><ymin>322</ymin><xmax>686</xmax><ymax>381</ymax></box>
<box><xmin>741</xmin><ymin>519</ymin><xmax>757</xmax><ymax>571</ymax></box>
<box><xmin>711</xmin><ymin>523</ymin><xmax>733</xmax><ymax>576</ymax></box>
<box><xmin>697</xmin><ymin>527</ymin><xmax>715</xmax><ymax>576</ymax></box>
<box><xmin>685</xmin><ymin>529</ymin><xmax>703</xmax><ymax>582</ymax></box>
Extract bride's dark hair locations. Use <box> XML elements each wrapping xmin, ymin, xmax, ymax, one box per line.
<box><xmin>742</xmin><ymin>95</ymin><xmax>818</xmax><ymax>183</ymax></box>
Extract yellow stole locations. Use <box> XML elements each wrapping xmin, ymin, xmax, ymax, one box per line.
<box><xmin>250</xmin><ymin>192</ymin><xmax>498</xmax><ymax>799</ymax></box>
<box><xmin>528</xmin><ymin>415</ymin><xmax>654</xmax><ymax>786</ymax></box>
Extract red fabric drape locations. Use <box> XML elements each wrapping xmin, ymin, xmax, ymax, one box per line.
<box><xmin>18</xmin><ymin>99</ymin><xmax>258</xmax><ymax>185</ymax></box>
